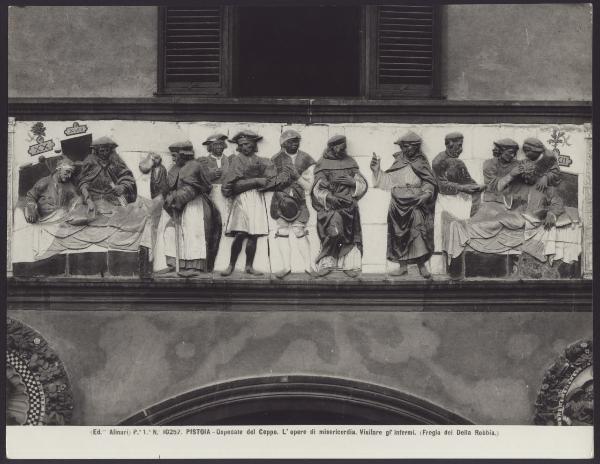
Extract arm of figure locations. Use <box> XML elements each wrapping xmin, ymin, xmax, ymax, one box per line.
<box><xmin>312</xmin><ymin>178</ymin><xmax>331</xmax><ymax>211</ymax></box>
<box><xmin>432</xmin><ymin>159</ymin><xmax>459</xmax><ymax>195</ymax></box>
<box><xmin>372</xmin><ymin>169</ymin><xmax>396</xmax><ymax>192</ymax></box>
<box><xmin>168</xmin><ymin>185</ymin><xmax>197</xmax><ymax>210</ymax></box>
<box><xmin>297</xmin><ymin>165</ymin><xmax>314</xmax><ymax>192</ymax></box>
<box><xmin>24</xmin><ymin>181</ymin><xmax>43</xmax><ymax>223</ymax></box>
<box><xmin>497</xmin><ymin>165</ymin><xmax>521</xmax><ymax>192</ymax></box>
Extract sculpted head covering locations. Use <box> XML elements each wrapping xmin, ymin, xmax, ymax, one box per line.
<box><xmin>445</xmin><ymin>132</ymin><xmax>464</xmax><ymax>141</ymax></box>
<box><xmin>493</xmin><ymin>138</ymin><xmax>519</xmax><ymax>150</ymax></box>
<box><xmin>280</xmin><ymin>129</ymin><xmax>301</xmax><ymax>145</ymax></box>
<box><xmin>394</xmin><ymin>131</ymin><xmax>422</xmax><ymax>145</ymax></box>
<box><xmin>202</xmin><ymin>133</ymin><xmax>228</xmax><ymax>146</ymax></box>
<box><xmin>168</xmin><ymin>140</ymin><xmax>195</xmax><ymax>157</ymax></box>
<box><xmin>327</xmin><ymin>135</ymin><xmax>346</xmax><ymax>147</ymax></box>
<box><xmin>91</xmin><ymin>136</ymin><xmax>118</xmax><ymax>147</ymax></box>
<box><xmin>522</xmin><ymin>137</ymin><xmax>545</xmax><ymax>152</ymax></box>
<box><xmin>229</xmin><ymin>130</ymin><xmax>263</xmax><ymax>145</ymax></box>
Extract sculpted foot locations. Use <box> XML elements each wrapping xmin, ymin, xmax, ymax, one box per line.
<box><xmin>304</xmin><ymin>269</ymin><xmax>320</xmax><ymax>278</ymax></box>
<box><xmin>418</xmin><ymin>263</ymin><xmax>432</xmax><ymax>279</ymax></box>
<box><xmin>317</xmin><ymin>268</ymin><xmax>332</xmax><ymax>278</ymax></box>
<box><xmin>343</xmin><ymin>269</ymin><xmax>360</xmax><ymax>278</ymax></box>
<box><xmin>389</xmin><ymin>262</ymin><xmax>408</xmax><ymax>277</ymax></box>
<box><xmin>177</xmin><ymin>269</ymin><xmax>200</xmax><ymax>278</ymax></box>
<box><xmin>220</xmin><ymin>265</ymin><xmax>235</xmax><ymax>277</ymax></box>
<box><xmin>245</xmin><ymin>266</ymin><xmax>264</xmax><ymax>276</ymax></box>
<box><xmin>275</xmin><ymin>269</ymin><xmax>291</xmax><ymax>280</ymax></box>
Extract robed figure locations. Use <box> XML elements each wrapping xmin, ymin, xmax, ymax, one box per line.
<box><xmin>155</xmin><ymin>141</ymin><xmax>222</xmax><ymax>276</ymax></box>
<box><xmin>371</xmin><ymin>131</ymin><xmax>437</xmax><ymax>278</ymax></box>
<box><xmin>311</xmin><ymin>135</ymin><xmax>368</xmax><ymax>278</ymax></box>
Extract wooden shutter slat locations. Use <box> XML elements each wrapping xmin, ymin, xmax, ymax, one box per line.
<box><xmin>163</xmin><ymin>6</ymin><xmax>224</xmax><ymax>89</ymax></box>
<box><xmin>375</xmin><ymin>4</ymin><xmax>435</xmax><ymax>91</ymax></box>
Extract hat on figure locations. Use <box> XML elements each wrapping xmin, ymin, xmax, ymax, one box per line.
<box><xmin>229</xmin><ymin>130</ymin><xmax>263</xmax><ymax>145</ymax></box>
<box><xmin>280</xmin><ymin>130</ymin><xmax>301</xmax><ymax>145</ymax></box>
<box><xmin>202</xmin><ymin>133</ymin><xmax>228</xmax><ymax>146</ymax></box>
<box><xmin>522</xmin><ymin>137</ymin><xmax>545</xmax><ymax>153</ymax></box>
<box><xmin>445</xmin><ymin>132</ymin><xmax>464</xmax><ymax>141</ymax></box>
<box><xmin>395</xmin><ymin>131</ymin><xmax>422</xmax><ymax>145</ymax></box>
<box><xmin>168</xmin><ymin>140</ymin><xmax>195</xmax><ymax>157</ymax></box>
<box><xmin>327</xmin><ymin>135</ymin><xmax>346</xmax><ymax>147</ymax></box>
<box><xmin>493</xmin><ymin>138</ymin><xmax>519</xmax><ymax>150</ymax></box>
<box><xmin>91</xmin><ymin>136</ymin><xmax>118</xmax><ymax>148</ymax></box>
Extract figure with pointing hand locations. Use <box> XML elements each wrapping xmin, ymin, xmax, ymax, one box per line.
<box><xmin>371</xmin><ymin>131</ymin><xmax>438</xmax><ymax>278</ymax></box>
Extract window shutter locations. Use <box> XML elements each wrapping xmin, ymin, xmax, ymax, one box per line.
<box><xmin>367</xmin><ymin>4</ymin><xmax>439</xmax><ymax>98</ymax></box>
<box><xmin>159</xmin><ymin>6</ymin><xmax>230</xmax><ymax>95</ymax></box>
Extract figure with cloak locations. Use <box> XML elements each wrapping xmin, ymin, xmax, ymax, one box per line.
<box><xmin>155</xmin><ymin>141</ymin><xmax>222</xmax><ymax>277</ymax></box>
<box><xmin>311</xmin><ymin>135</ymin><xmax>368</xmax><ymax>278</ymax></box>
<box><xmin>371</xmin><ymin>131</ymin><xmax>437</xmax><ymax>278</ymax></box>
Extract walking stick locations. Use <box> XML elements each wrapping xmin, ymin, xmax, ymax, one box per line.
<box><xmin>173</xmin><ymin>209</ymin><xmax>181</xmax><ymax>274</ymax></box>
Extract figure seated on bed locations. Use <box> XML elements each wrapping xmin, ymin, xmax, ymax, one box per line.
<box><xmin>443</xmin><ymin>138</ymin><xmax>581</xmax><ymax>267</ymax></box>
<box><xmin>12</xmin><ymin>139</ymin><xmax>159</xmax><ymax>270</ymax></box>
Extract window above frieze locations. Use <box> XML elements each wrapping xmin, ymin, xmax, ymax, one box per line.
<box><xmin>7</xmin><ymin>119</ymin><xmax>591</xmax><ymax>283</ymax></box>
<box><xmin>158</xmin><ymin>4</ymin><xmax>440</xmax><ymax>98</ymax></box>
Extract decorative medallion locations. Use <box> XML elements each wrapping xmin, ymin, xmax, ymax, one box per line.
<box><xmin>64</xmin><ymin>122</ymin><xmax>88</xmax><ymax>137</ymax></box>
<box><xmin>28</xmin><ymin>122</ymin><xmax>55</xmax><ymax>156</ymax></box>
<box><xmin>6</xmin><ymin>318</ymin><xmax>73</xmax><ymax>425</ymax></box>
<box><xmin>534</xmin><ymin>339</ymin><xmax>592</xmax><ymax>425</ymax></box>
<box><xmin>547</xmin><ymin>127</ymin><xmax>573</xmax><ymax>167</ymax></box>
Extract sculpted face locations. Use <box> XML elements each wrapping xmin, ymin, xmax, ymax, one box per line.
<box><xmin>170</xmin><ymin>151</ymin><xmax>187</xmax><ymax>167</ymax></box>
<box><xmin>237</xmin><ymin>140</ymin><xmax>256</xmax><ymax>156</ymax></box>
<box><xmin>95</xmin><ymin>145</ymin><xmax>112</xmax><ymax>161</ymax></box>
<box><xmin>209</xmin><ymin>140</ymin><xmax>226</xmax><ymax>157</ymax></box>
<box><xmin>331</xmin><ymin>141</ymin><xmax>347</xmax><ymax>156</ymax></box>
<box><xmin>446</xmin><ymin>139</ymin><xmax>463</xmax><ymax>158</ymax></box>
<box><xmin>499</xmin><ymin>147</ymin><xmax>517</xmax><ymax>164</ymax></box>
<box><xmin>523</xmin><ymin>146</ymin><xmax>542</xmax><ymax>161</ymax></box>
<box><xmin>400</xmin><ymin>142</ymin><xmax>420</xmax><ymax>159</ymax></box>
<box><xmin>282</xmin><ymin>138</ymin><xmax>300</xmax><ymax>154</ymax></box>
<box><xmin>57</xmin><ymin>165</ymin><xmax>75</xmax><ymax>182</ymax></box>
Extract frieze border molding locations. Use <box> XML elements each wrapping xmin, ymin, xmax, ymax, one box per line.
<box><xmin>7</xmin><ymin>98</ymin><xmax>592</xmax><ymax>124</ymax></box>
<box><xmin>7</xmin><ymin>278</ymin><xmax>591</xmax><ymax>312</ymax></box>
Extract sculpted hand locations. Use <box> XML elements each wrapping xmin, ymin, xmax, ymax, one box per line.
<box><xmin>370</xmin><ymin>152</ymin><xmax>381</xmax><ymax>174</ymax></box>
<box><xmin>24</xmin><ymin>207</ymin><xmax>37</xmax><ymax>223</ymax></box>
<box><xmin>335</xmin><ymin>174</ymin><xmax>356</xmax><ymax>188</ymax></box>
<box><xmin>536</xmin><ymin>176</ymin><xmax>548</xmax><ymax>192</ymax></box>
<box><xmin>510</xmin><ymin>165</ymin><xmax>522</xmax><ymax>177</ymax></box>
<box><xmin>544</xmin><ymin>213</ymin><xmax>556</xmax><ymax>230</ymax></box>
<box><xmin>87</xmin><ymin>199</ymin><xmax>96</xmax><ymax>214</ymax></box>
<box><xmin>112</xmin><ymin>184</ymin><xmax>125</xmax><ymax>196</ymax></box>
<box><xmin>414</xmin><ymin>192</ymin><xmax>431</xmax><ymax>207</ymax></box>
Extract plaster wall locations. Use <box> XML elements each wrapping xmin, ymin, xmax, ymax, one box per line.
<box><xmin>7</xmin><ymin>5</ymin><xmax>593</xmax><ymax>100</ymax></box>
<box><xmin>9</xmin><ymin>120</ymin><xmax>590</xmax><ymax>276</ymax></box>
<box><xmin>443</xmin><ymin>3</ymin><xmax>593</xmax><ymax>101</ymax></box>
<box><xmin>8</xmin><ymin>6</ymin><xmax>157</xmax><ymax>98</ymax></box>
<box><xmin>8</xmin><ymin>310</ymin><xmax>592</xmax><ymax>425</ymax></box>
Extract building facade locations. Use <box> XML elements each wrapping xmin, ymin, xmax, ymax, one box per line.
<box><xmin>6</xmin><ymin>3</ymin><xmax>593</xmax><ymax>429</ymax></box>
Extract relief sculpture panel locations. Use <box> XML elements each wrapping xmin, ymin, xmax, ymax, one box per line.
<box><xmin>8</xmin><ymin>120</ymin><xmax>589</xmax><ymax>280</ymax></box>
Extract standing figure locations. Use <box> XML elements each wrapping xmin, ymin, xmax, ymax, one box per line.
<box><xmin>271</xmin><ymin>130</ymin><xmax>318</xmax><ymax>279</ymax></box>
<box><xmin>220</xmin><ymin>131</ymin><xmax>274</xmax><ymax>277</ymax></box>
<box><xmin>521</xmin><ymin>137</ymin><xmax>561</xmax><ymax>191</ymax></box>
<box><xmin>24</xmin><ymin>157</ymin><xmax>79</xmax><ymax>223</ymax></box>
<box><xmin>371</xmin><ymin>131</ymin><xmax>437</xmax><ymax>278</ymax></box>
<box><xmin>311</xmin><ymin>135</ymin><xmax>368</xmax><ymax>278</ymax></box>
<box><xmin>78</xmin><ymin>136</ymin><xmax>137</xmax><ymax>212</ymax></box>
<box><xmin>200</xmin><ymin>133</ymin><xmax>232</xmax><ymax>185</ymax></box>
<box><xmin>160</xmin><ymin>141</ymin><xmax>222</xmax><ymax>277</ymax></box>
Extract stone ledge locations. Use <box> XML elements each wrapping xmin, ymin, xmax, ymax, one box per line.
<box><xmin>7</xmin><ymin>276</ymin><xmax>592</xmax><ymax>312</ymax></box>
